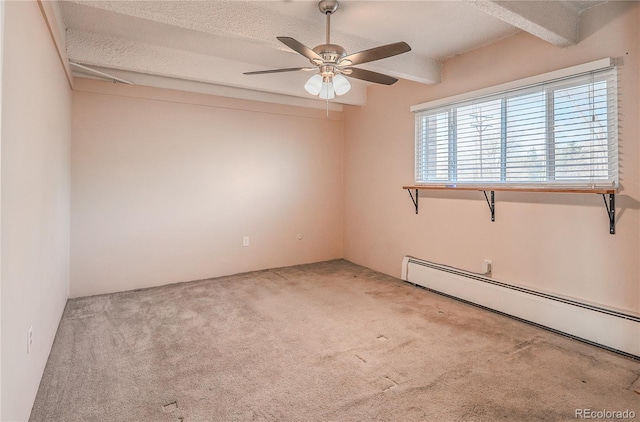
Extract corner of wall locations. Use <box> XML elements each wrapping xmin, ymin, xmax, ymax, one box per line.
<box><xmin>1</xmin><ymin>1</ymin><xmax>72</xmax><ymax>420</ymax></box>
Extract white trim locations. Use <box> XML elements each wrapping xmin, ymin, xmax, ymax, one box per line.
<box><xmin>37</xmin><ymin>0</ymin><xmax>73</xmax><ymax>90</ymax></box>
<box><xmin>410</xmin><ymin>58</ymin><xmax>612</xmax><ymax>113</ymax></box>
<box><xmin>70</xmin><ymin>62</ymin><xmax>134</xmax><ymax>85</ymax></box>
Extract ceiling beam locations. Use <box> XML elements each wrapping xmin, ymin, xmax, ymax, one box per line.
<box><xmin>467</xmin><ymin>0</ymin><xmax>580</xmax><ymax>47</ymax></box>
<box><xmin>72</xmin><ymin>69</ymin><xmax>345</xmax><ymax>113</ymax></box>
<box><xmin>61</xmin><ymin>0</ymin><xmax>441</xmax><ymax>102</ymax></box>
<box><xmin>66</xmin><ymin>30</ymin><xmax>369</xmax><ymax>106</ymax></box>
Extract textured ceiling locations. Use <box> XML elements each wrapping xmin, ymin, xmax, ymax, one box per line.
<box><xmin>58</xmin><ymin>0</ymin><xmax>605</xmax><ymax>108</ymax></box>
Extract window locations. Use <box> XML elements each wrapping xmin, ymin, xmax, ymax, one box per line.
<box><xmin>413</xmin><ymin>63</ymin><xmax>618</xmax><ymax>189</ymax></box>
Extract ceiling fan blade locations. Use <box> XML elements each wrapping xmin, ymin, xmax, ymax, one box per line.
<box><xmin>338</xmin><ymin>41</ymin><xmax>411</xmax><ymax>66</ymax></box>
<box><xmin>244</xmin><ymin>67</ymin><xmax>316</xmax><ymax>75</ymax></box>
<box><xmin>277</xmin><ymin>37</ymin><xmax>323</xmax><ymax>62</ymax></box>
<box><xmin>343</xmin><ymin>67</ymin><xmax>398</xmax><ymax>85</ymax></box>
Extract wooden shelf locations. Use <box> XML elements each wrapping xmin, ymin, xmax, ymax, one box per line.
<box><xmin>402</xmin><ymin>184</ymin><xmax>617</xmax><ymax>234</ymax></box>
<box><xmin>402</xmin><ymin>185</ymin><xmax>617</xmax><ymax>195</ymax></box>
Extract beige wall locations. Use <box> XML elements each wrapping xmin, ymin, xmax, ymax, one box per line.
<box><xmin>1</xmin><ymin>1</ymin><xmax>72</xmax><ymax>420</ymax></box>
<box><xmin>344</xmin><ymin>1</ymin><xmax>640</xmax><ymax>314</ymax></box>
<box><xmin>71</xmin><ymin>80</ymin><xmax>343</xmax><ymax>297</ymax></box>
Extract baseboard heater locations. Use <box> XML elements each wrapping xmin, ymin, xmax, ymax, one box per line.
<box><xmin>401</xmin><ymin>256</ymin><xmax>640</xmax><ymax>358</ymax></box>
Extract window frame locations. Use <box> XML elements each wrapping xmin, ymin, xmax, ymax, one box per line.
<box><xmin>411</xmin><ymin>59</ymin><xmax>618</xmax><ymax>190</ymax></box>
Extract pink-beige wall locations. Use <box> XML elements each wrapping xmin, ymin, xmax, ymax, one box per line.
<box><xmin>70</xmin><ymin>80</ymin><xmax>343</xmax><ymax>297</ymax></box>
<box><xmin>1</xmin><ymin>1</ymin><xmax>72</xmax><ymax>420</ymax></box>
<box><xmin>343</xmin><ymin>1</ymin><xmax>640</xmax><ymax>314</ymax></box>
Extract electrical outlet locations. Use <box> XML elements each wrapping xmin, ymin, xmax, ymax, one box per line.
<box><xmin>483</xmin><ymin>259</ymin><xmax>493</xmax><ymax>275</ymax></box>
<box><xmin>242</xmin><ymin>236</ymin><xmax>249</xmax><ymax>247</ymax></box>
<box><xmin>27</xmin><ymin>326</ymin><xmax>33</xmax><ymax>354</ymax></box>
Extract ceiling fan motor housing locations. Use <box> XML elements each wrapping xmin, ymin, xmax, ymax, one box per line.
<box><xmin>312</xmin><ymin>44</ymin><xmax>346</xmax><ymax>64</ymax></box>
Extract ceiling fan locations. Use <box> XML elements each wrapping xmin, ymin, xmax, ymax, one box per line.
<box><xmin>244</xmin><ymin>0</ymin><xmax>411</xmax><ymax>100</ymax></box>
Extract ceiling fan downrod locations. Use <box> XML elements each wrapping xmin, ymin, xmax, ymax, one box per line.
<box><xmin>318</xmin><ymin>0</ymin><xmax>339</xmax><ymax>45</ymax></box>
<box><xmin>314</xmin><ymin>0</ymin><xmax>346</xmax><ymax>67</ymax></box>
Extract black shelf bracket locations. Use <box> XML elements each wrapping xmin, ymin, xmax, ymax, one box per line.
<box><xmin>403</xmin><ymin>185</ymin><xmax>616</xmax><ymax>234</ymax></box>
<box><xmin>483</xmin><ymin>190</ymin><xmax>495</xmax><ymax>222</ymax></box>
<box><xmin>602</xmin><ymin>193</ymin><xmax>615</xmax><ymax>235</ymax></box>
<box><xmin>407</xmin><ymin>189</ymin><xmax>419</xmax><ymax>214</ymax></box>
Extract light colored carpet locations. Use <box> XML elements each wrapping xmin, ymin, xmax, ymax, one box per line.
<box><xmin>30</xmin><ymin>260</ymin><xmax>640</xmax><ymax>421</ymax></box>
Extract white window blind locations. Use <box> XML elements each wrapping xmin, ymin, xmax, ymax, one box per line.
<box><xmin>414</xmin><ymin>65</ymin><xmax>618</xmax><ymax>189</ymax></box>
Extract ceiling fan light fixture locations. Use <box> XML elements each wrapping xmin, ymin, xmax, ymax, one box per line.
<box><xmin>319</xmin><ymin>81</ymin><xmax>335</xmax><ymax>100</ymax></box>
<box><xmin>332</xmin><ymin>74</ymin><xmax>351</xmax><ymax>96</ymax></box>
<box><xmin>304</xmin><ymin>74</ymin><xmax>323</xmax><ymax>95</ymax></box>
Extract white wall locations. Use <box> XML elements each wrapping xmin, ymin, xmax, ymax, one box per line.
<box><xmin>71</xmin><ymin>80</ymin><xmax>343</xmax><ymax>297</ymax></box>
<box><xmin>343</xmin><ymin>1</ymin><xmax>640</xmax><ymax>314</ymax></box>
<box><xmin>1</xmin><ymin>1</ymin><xmax>71</xmax><ymax>420</ymax></box>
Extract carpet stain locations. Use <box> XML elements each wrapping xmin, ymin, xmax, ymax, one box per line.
<box><xmin>381</xmin><ymin>376</ymin><xmax>399</xmax><ymax>392</ymax></box>
<box><xmin>630</xmin><ymin>374</ymin><xmax>640</xmax><ymax>394</ymax></box>
<box><xmin>162</xmin><ymin>401</ymin><xmax>178</xmax><ymax>412</ymax></box>
<box><xmin>508</xmin><ymin>336</ymin><xmax>544</xmax><ymax>356</ymax></box>
<box><xmin>387</xmin><ymin>339</ymin><xmax>417</xmax><ymax>353</ymax></box>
